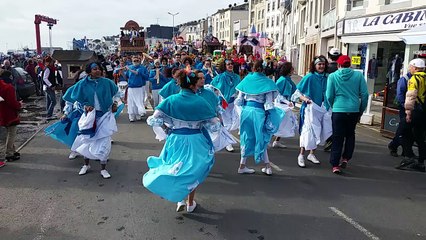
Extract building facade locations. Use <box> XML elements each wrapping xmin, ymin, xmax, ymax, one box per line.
<box><xmin>212</xmin><ymin>3</ymin><xmax>249</xmax><ymax>46</ymax></box>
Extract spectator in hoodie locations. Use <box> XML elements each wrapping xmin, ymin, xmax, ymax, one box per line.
<box><xmin>387</xmin><ymin>71</ymin><xmax>415</xmax><ymax>158</ymax></box>
<box><xmin>326</xmin><ymin>55</ymin><xmax>369</xmax><ymax>174</ymax></box>
<box><xmin>0</xmin><ymin>69</ymin><xmax>22</xmax><ymax>166</ymax></box>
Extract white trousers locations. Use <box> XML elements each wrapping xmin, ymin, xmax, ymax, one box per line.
<box><xmin>127</xmin><ymin>86</ymin><xmax>146</xmax><ymax>120</ymax></box>
<box><xmin>151</xmin><ymin>89</ymin><xmax>160</xmax><ymax>108</ymax></box>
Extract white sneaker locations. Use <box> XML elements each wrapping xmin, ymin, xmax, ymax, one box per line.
<box><xmin>136</xmin><ymin>116</ymin><xmax>142</xmax><ymax>121</ymax></box>
<box><xmin>238</xmin><ymin>167</ymin><xmax>255</xmax><ymax>174</ymax></box>
<box><xmin>297</xmin><ymin>155</ymin><xmax>306</xmax><ymax>168</ymax></box>
<box><xmin>68</xmin><ymin>151</ymin><xmax>79</xmax><ymax>159</ymax></box>
<box><xmin>225</xmin><ymin>145</ymin><xmax>234</xmax><ymax>152</ymax></box>
<box><xmin>272</xmin><ymin>141</ymin><xmax>287</xmax><ymax>148</ymax></box>
<box><xmin>100</xmin><ymin>170</ymin><xmax>111</xmax><ymax>179</ymax></box>
<box><xmin>261</xmin><ymin>167</ymin><xmax>273</xmax><ymax>175</ymax></box>
<box><xmin>176</xmin><ymin>200</ymin><xmax>186</xmax><ymax>212</ymax></box>
<box><xmin>129</xmin><ymin>118</ymin><xmax>135</xmax><ymax>122</ymax></box>
<box><xmin>307</xmin><ymin>154</ymin><xmax>320</xmax><ymax>164</ymax></box>
<box><xmin>186</xmin><ymin>201</ymin><xmax>197</xmax><ymax>213</ymax></box>
<box><xmin>79</xmin><ymin>165</ymin><xmax>91</xmax><ymax>175</ymax></box>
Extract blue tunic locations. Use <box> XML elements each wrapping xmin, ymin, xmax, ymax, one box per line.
<box><xmin>201</xmin><ymin>67</ymin><xmax>217</xmax><ymax>85</ymax></box>
<box><xmin>158</xmin><ymin>78</ymin><xmax>180</xmax><ymax>99</ymax></box>
<box><xmin>68</xmin><ymin>76</ymin><xmax>118</xmax><ymax>116</ymax></box>
<box><xmin>211</xmin><ymin>71</ymin><xmax>241</xmax><ymax>103</ymax></box>
<box><xmin>126</xmin><ymin>65</ymin><xmax>149</xmax><ymax>88</ymax></box>
<box><xmin>143</xmin><ymin>89</ymin><xmax>218</xmax><ymax>202</ymax></box>
<box><xmin>276</xmin><ymin>76</ymin><xmax>297</xmax><ymax>99</ymax></box>
<box><xmin>296</xmin><ymin>72</ymin><xmax>328</xmax><ymax>132</ymax></box>
<box><xmin>148</xmin><ymin>68</ymin><xmax>170</xmax><ymax>90</ymax></box>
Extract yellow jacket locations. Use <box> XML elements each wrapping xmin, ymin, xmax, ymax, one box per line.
<box><xmin>405</xmin><ymin>71</ymin><xmax>426</xmax><ymax>111</ymax></box>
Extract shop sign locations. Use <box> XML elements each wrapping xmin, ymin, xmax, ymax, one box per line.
<box><xmin>344</xmin><ymin>8</ymin><xmax>426</xmax><ymax>34</ymax></box>
<box><xmin>351</xmin><ymin>56</ymin><xmax>361</xmax><ymax>65</ymax></box>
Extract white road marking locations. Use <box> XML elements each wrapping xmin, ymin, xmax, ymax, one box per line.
<box><xmin>329</xmin><ymin>207</ymin><xmax>380</xmax><ymax>240</ymax></box>
<box><xmin>270</xmin><ymin>162</ymin><xmax>283</xmax><ymax>172</ymax></box>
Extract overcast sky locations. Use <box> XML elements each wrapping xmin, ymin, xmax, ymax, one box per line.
<box><xmin>0</xmin><ymin>0</ymin><xmax>242</xmax><ymax>53</ymax></box>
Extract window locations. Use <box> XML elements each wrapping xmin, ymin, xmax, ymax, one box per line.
<box><xmin>347</xmin><ymin>0</ymin><xmax>363</xmax><ymax>10</ymax></box>
<box><xmin>271</xmin><ymin>18</ymin><xmax>274</xmax><ymax>27</ymax></box>
<box><xmin>385</xmin><ymin>0</ymin><xmax>407</xmax><ymax>3</ymax></box>
<box><xmin>262</xmin><ymin>9</ymin><xmax>265</xmax><ymax>19</ymax></box>
<box><xmin>277</xmin><ymin>15</ymin><xmax>280</xmax><ymax>25</ymax></box>
<box><xmin>315</xmin><ymin>0</ymin><xmax>318</xmax><ymax>23</ymax></box>
<box><xmin>268</xmin><ymin>3</ymin><xmax>270</xmax><ymax>11</ymax></box>
<box><xmin>309</xmin><ymin>1</ymin><xmax>313</xmax><ymax>26</ymax></box>
<box><xmin>258</xmin><ymin>10</ymin><xmax>261</xmax><ymax>19</ymax></box>
<box><xmin>277</xmin><ymin>0</ymin><xmax>281</xmax><ymax>8</ymax></box>
<box><xmin>267</xmin><ymin>18</ymin><xmax>270</xmax><ymax>28</ymax></box>
<box><xmin>276</xmin><ymin>33</ymin><xmax>279</xmax><ymax>41</ymax></box>
<box><xmin>272</xmin><ymin>1</ymin><xmax>275</xmax><ymax>10</ymax></box>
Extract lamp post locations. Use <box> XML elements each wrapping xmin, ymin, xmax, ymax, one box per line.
<box><xmin>168</xmin><ymin>12</ymin><xmax>179</xmax><ymax>40</ymax></box>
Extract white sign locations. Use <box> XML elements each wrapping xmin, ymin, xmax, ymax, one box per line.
<box><xmin>344</xmin><ymin>8</ymin><xmax>426</xmax><ymax>34</ymax></box>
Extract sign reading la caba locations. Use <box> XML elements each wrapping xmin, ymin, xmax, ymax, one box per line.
<box><xmin>345</xmin><ymin>8</ymin><xmax>426</xmax><ymax>34</ymax></box>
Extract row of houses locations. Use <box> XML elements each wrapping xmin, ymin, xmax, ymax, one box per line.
<box><xmin>177</xmin><ymin>0</ymin><xmax>426</xmax><ymax>80</ymax></box>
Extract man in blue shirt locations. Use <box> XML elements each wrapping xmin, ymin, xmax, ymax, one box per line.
<box><xmin>125</xmin><ymin>56</ymin><xmax>149</xmax><ymax>122</ymax></box>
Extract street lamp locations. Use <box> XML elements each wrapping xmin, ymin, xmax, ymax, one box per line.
<box><xmin>168</xmin><ymin>12</ymin><xmax>179</xmax><ymax>40</ymax></box>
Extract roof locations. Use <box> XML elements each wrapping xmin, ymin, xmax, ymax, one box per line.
<box><xmin>121</xmin><ymin>20</ymin><xmax>143</xmax><ymax>30</ymax></box>
<box><xmin>52</xmin><ymin>50</ymin><xmax>96</xmax><ymax>61</ymax></box>
<box><xmin>215</xmin><ymin>2</ymin><xmax>249</xmax><ymax>14</ymax></box>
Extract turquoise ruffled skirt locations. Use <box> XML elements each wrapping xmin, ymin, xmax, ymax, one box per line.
<box><xmin>240</xmin><ymin>105</ymin><xmax>284</xmax><ymax>164</ymax></box>
<box><xmin>142</xmin><ymin>129</ymin><xmax>214</xmax><ymax>202</ymax></box>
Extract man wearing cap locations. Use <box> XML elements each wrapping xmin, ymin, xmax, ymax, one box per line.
<box><xmin>326</xmin><ymin>55</ymin><xmax>368</xmax><ymax>174</ymax></box>
<box><xmin>327</xmin><ymin>48</ymin><xmax>342</xmax><ymax>74</ymax></box>
<box><xmin>396</xmin><ymin>58</ymin><xmax>426</xmax><ymax>172</ymax></box>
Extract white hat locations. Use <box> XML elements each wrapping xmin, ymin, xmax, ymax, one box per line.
<box><xmin>409</xmin><ymin>58</ymin><xmax>425</xmax><ymax>68</ymax></box>
<box><xmin>328</xmin><ymin>48</ymin><xmax>341</xmax><ymax>56</ymax></box>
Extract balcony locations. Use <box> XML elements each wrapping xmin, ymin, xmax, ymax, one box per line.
<box><xmin>119</xmin><ymin>36</ymin><xmax>146</xmax><ymax>54</ymax></box>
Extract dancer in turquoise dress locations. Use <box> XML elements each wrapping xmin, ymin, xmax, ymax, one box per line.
<box><xmin>291</xmin><ymin>55</ymin><xmax>329</xmax><ymax>168</ymax></box>
<box><xmin>235</xmin><ymin>60</ymin><xmax>284</xmax><ymax>176</ymax></box>
<box><xmin>211</xmin><ymin>60</ymin><xmax>241</xmax><ymax>152</ymax></box>
<box><xmin>158</xmin><ymin>68</ymin><xmax>181</xmax><ymax>100</ymax></box>
<box><xmin>143</xmin><ymin>69</ymin><xmax>220</xmax><ymax>213</ymax></box>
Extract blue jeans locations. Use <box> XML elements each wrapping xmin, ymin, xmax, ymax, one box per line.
<box><xmin>45</xmin><ymin>88</ymin><xmax>56</xmax><ymax>118</ymax></box>
<box><xmin>329</xmin><ymin>112</ymin><xmax>359</xmax><ymax>167</ymax></box>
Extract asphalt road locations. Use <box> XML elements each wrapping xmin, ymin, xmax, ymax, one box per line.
<box><xmin>0</xmin><ymin>111</ymin><xmax>425</xmax><ymax>240</ymax></box>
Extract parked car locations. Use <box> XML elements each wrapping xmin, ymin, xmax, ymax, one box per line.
<box><xmin>14</xmin><ymin>67</ymin><xmax>36</xmax><ymax>100</ymax></box>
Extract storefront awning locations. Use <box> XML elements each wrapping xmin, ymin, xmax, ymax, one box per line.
<box><xmin>397</xmin><ymin>24</ymin><xmax>426</xmax><ymax>44</ymax></box>
<box><xmin>341</xmin><ymin>33</ymin><xmax>401</xmax><ymax>43</ymax></box>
